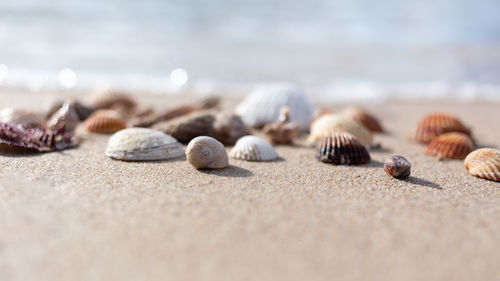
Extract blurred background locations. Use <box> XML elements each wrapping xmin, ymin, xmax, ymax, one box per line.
<box><xmin>0</xmin><ymin>0</ymin><xmax>499</xmax><ymax>100</ymax></box>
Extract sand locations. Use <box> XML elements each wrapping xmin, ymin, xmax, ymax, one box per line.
<box><xmin>0</xmin><ymin>90</ymin><xmax>499</xmax><ymax>281</ymax></box>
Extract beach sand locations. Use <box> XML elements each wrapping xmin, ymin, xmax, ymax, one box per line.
<box><xmin>0</xmin><ymin>90</ymin><xmax>499</xmax><ymax>281</ymax></box>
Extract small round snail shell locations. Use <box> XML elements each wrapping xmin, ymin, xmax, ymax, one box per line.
<box><xmin>186</xmin><ymin>136</ymin><xmax>228</xmax><ymax>169</ymax></box>
<box><xmin>384</xmin><ymin>155</ymin><xmax>411</xmax><ymax>179</ymax></box>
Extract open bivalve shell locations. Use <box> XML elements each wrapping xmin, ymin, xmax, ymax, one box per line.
<box><xmin>235</xmin><ymin>84</ymin><xmax>313</xmax><ymax>130</ymax></box>
<box><xmin>413</xmin><ymin>112</ymin><xmax>471</xmax><ymax>144</ymax></box>
<box><xmin>82</xmin><ymin>110</ymin><xmax>127</xmax><ymax>134</ymax></box>
<box><xmin>307</xmin><ymin>114</ymin><xmax>373</xmax><ymax>147</ymax></box>
<box><xmin>315</xmin><ymin>132</ymin><xmax>370</xmax><ymax>165</ymax></box>
<box><xmin>186</xmin><ymin>136</ymin><xmax>228</xmax><ymax>169</ymax></box>
<box><xmin>105</xmin><ymin>128</ymin><xmax>184</xmax><ymax>161</ymax></box>
<box><xmin>230</xmin><ymin>135</ymin><xmax>278</xmax><ymax>161</ymax></box>
<box><xmin>424</xmin><ymin>132</ymin><xmax>474</xmax><ymax>159</ymax></box>
<box><xmin>464</xmin><ymin>148</ymin><xmax>500</xmax><ymax>182</ymax></box>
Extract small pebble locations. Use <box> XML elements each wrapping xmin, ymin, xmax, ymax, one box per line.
<box><xmin>384</xmin><ymin>155</ymin><xmax>411</xmax><ymax>179</ymax></box>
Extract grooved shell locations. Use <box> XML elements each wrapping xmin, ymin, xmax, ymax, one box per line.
<box><xmin>47</xmin><ymin>102</ymin><xmax>80</xmax><ymax>131</ymax></box>
<box><xmin>186</xmin><ymin>136</ymin><xmax>228</xmax><ymax>169</ymax></box>
<box><xmin>230</xmin><ymin>135</ymin><xmax>278</xmax><ymax>161</ymax></box>
<box><xmin>424</xmin><ymin>132</ymin><xmax>474</xmax><ymax>159</ymax></box>
<box><xmin>86</xmin><ymin>87</ymin><xmax>137</xmax><ymax>112</ymax></box>
<box><xmin>315</xmin><ymin>132</ymin><xmax>371</xmax><ymax>165</ymax></box>
<box><xmin>339</xmin><ymin>106</ymin><xmax>384</xmax><ymax>132</ymax></box>
<box><xmin>82</xmin><ymin>110</ymin><xmax>127</xmax><ymax>134</ymax></box>
<box><xmin>464</xmin><ymin>148</ymin><xmax>500</xmax><ymax>182</ymax></box>
<box><xmin>0</xmin><ymin>108</ymin><xmax>45</xmax><ymax>128</ymax></box>
<box><xmin>235</xmin><ymin>84</ymin><xmax>313</xmax><ymax>130</ymax></box>
<box><xmin>105</xmin><ymin>128</ymin><xmax>184</xmax><ymax>161</ymax></box>
<box><xmin>307</xmin><ymin>114</ymin><xmax>373</xmax><ymax>146</ymax></box>
<box><xmin>152</xmin><ymin>111</ymin><xmax>215</xmax><ymax>143</ymax></box>
<box><xmin>413</xmin><ymin>113</ymin><xmax>471</xmax><ymax>143</ymax></box>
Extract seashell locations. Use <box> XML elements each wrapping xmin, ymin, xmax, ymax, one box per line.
<box><xmin>424</xmin><ymin>132</ymin><xmax>474</xmax><ymax>159</ymax></box>
<box><xmin>307</xmin><ymin>114</ymin><xmax>373</xmax><ymax>146</ymax></box>
<box><xmin>154</xmin><ymin>105</ymin><xmax>203</xmax><ymax>124</ymax></box>
<box><xmin>105</xmin><ymin>128</ymin><xmax>184</xmax><ymax>161</ymax></box>
<box><xmin>413</xmin><ymin>113</ymin><xmax>471</xmax><ymax>144</ymax></box>
<box><xmin>230</xmin><ymin>135</ymin><xmax>278</xmax><ymax>161</ymax></box>
<box><xmin>186</xmin><ymin>136</ymin><xmax>228</xmax><ymax>169</ymax></box>
<box><xmin>464</xmin><ymin>148</ymin><xmax>500</xmax><ymax>182</ymax></box>
<box><xmin>263</xmin><ymin>106</ymin><xmax>299</xmax><ymax>144</ymax></box>
<box><xmin>212</xmin><ymin>112</ymin><xmax>250</xmax><ymax>145</ymax></box>
<box><xmin>384</xmin><ymin>155</ymin><xmax>411</xmax><ymax>178</ymax></box>
<box><xmin>339</xmin><ymin>106</ymin><xmax>383</xmax><ymax>132</ymax></box>
<box><xmin>82</xmin><ymin>110</ymin><xmax>126</xmax><ymax>134</ymax></box>
<box><xmin>235</xmin><ymin>84</ymin><xmax>313</xmax><ymax>130</ymax></box>
<box><xmin>310</xmin><ymin>107</ymin><xmax>333</xmax><ymax>129</ymax></box>
<box><xmin>46</xmin><ymin>100</ymin><xmax>95</xmax><ymax>121</ymax></box>
<box><xmin>152</xmin><ymin>111</ymin><xmax>215</xmax><ymax>143</ymax></box>
<box><xmin>86</xmin><ymin>87</ymin><xmax>137</xmax><ymax>112</ymax></box>
<box><xmin>0</xmin><ymin>122</ymin><xmax>76</xmax><ymax>152</ymax></box>
<box><xmin>0</xmin><ymin>108</ymin><xmax>45</xmax><ymax>128</ymax></box>
<box><xmin>129</xmin><ymin>108</ymin><xmax>157</xmax><ymax>128</ymax></box>
<box><xmin>46</xmin><ymin>102</ymin><xmax>80</xmax><ymax>131</ymax></box>
<box><xmin>315</xmin><ymin>132</ymin><xmax>370</xmax><ymax>165</ymax></box>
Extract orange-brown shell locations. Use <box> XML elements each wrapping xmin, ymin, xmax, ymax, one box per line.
<box><xmin>413</xmin><ymin>113</ymin><xmax>471</xmax><ymax>143</ymax></box>
<box><xmin>82</xmin><ymin>110</ymin><xmax>126</xmax><ymax>134</ymax></box>
<box><xmin>340</xmin><ymin>106</ymin><xmax>383</xmax><ymax>132</ymax></box>
<box><xmin>86</xmin><ymin>88</ymin><xmax>137</xmax><ymax>112</ymax></box>
<box><xmin>424</xmin><ymin>132</ymin><xmax>474</xmax><ymax>159</ymax></box>
<box><xmin>464</xmin><ymin>148</ymin><xmax>500</xmax><ymax>182</ymax></box>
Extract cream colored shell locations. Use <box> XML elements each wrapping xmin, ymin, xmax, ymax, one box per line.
<box><xmin>105</xmin><ymin>128</ymin><xmax>184</xmax><ymax>161</ymax></box>
<box><xmin>185</xmin><ymin>136</ymin><xmax>228</xmax><ymax>169</ymax></box>
<box><xmin>230</xmin><ymin>135</ymin><xmax>278</xmax><ymax>161</ymax></box>
<box><xmin>464</xmin><ymin>148</ymin><xmax>500</xmax><ymax>182</ymax></box>
<box><xmin>307</xmin><ymin>114</ymin><xmax>373</xmax><ymax>146</ymax></box>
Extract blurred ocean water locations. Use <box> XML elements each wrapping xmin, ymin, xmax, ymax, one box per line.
<box><xmin>0</xmin><ymin>0</ymin><xmax>500</xmax><ymax>100</ymax></box>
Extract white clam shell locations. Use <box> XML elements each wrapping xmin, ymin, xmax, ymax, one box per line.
<box><xmin>230</xmin><ymin>135</ymin><xmax>278</xmax><ymax>161</ymax></box>
<box><xmin>235</xmin><ymin>84</ymin><xmax>313</xmax><ymax>130</ymax></box>
<box><xmin>308</xmin><ymin>114</ymin><xmax>373</xmax><ymax>146</ymax></box>
<box><xmin>105</xmin><ymin>128</ymin><xmax>184</xmax><ymax>161</ymax></box>
<box><xmin>186</xmin><ymin>136</ymin><xmax>228</xmax><ymax>169</ymax></box>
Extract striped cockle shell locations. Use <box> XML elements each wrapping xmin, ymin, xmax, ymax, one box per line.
<box><xmin>315</xmin><ymin>132</ymin><xmax>371</xmax><ymax>165</ymax></box>
<box><xmin>464</xmin><ymin>148</ymin><xmax>500</xmax><ymax>182</ymax></box>
<box><xmin>235</xmin><ymin>84</ymin><xmax>313</xmax><ymax>130</ymax></box>
<box><xmin>0</xmin><ymin>108</ymin><xmax>45</xmax><ymax>128</ymax></box>
<box><xmin>230</xmin><ymin>135</ymin><xmax>278</xmax><ymax>161</ymax></box>
<box><xmin>413</xmin><ymin>113</ymin><xmax>471</xmax><ymax>144</ymax></box>
<box><xmin>105</xmin><ymin>128</ymin><xmax>184</xmax><ymax>161</ymax></box>
<box><xmin>307</xmin><ymin>114</ymin><xmax>373</xmax><ymax>146</ymax></box>
<box><xmin>424</xmin><ymin>132</ymin><xmax>474</xmax><ymax>159</ymax></box>
<box><xmin>186</xmin><ymin>136</ymin><xmax>228</xmax><ymax>169</ymax></box>
<box><xmin>339</xmin><ymin>106</ymin><xmax>384</xmax><ymax>133</ymax></box>
<box><xmin>82</xmin><ymin>110</ymin><xmax>126</xmax><ymax>134</ymax></box>
<box><xmin>46</xmin><ymin>102</ymin><xmax>80</xmax><ymax>131</ymax></box>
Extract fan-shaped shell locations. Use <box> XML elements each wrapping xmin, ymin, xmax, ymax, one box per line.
<box><xmin>339</xmin><ymin>106</ymin><xmax>384</xmax><ymax>132</ymax></box>
<box><xmin>152</xmin><ymin>111</ymin><xmax>215</xmax><ymax>143</ymax></box>
<box><xmin>230</xmin><ymin>135</ymin><xmax>278</xmax><ymax>161</ymax></box>
<box><xmin>86</xmin><ymin>87</ymin><xmax>137</xmax><ymax>111</ymax></box>
<box><xmin>235</xmin><ymin>84</ymin><xmax>313</xmax><ymax>130</ymax></box>
<box><xmin>186</xmin><ymin>136</ymin><xmax>228</xmax><ymax>169</ymax></box>
<box><xmin>82</xmin><ymin>110</ymin><xmax>126</xmax><ymax>134</ymax></box>
<box><xmin>464</xmin><ymin>148</ymin><xmax>500</xmax><ymax>182</ymax></box>
<box><xmin>105</xmin><ymin>128</ymin><xmax>184</xmax><ymax>161</ymax></box>
<box><xmin>0</xmin><ymin>108</ymin><xmax>45</xmax><ymax>128</ymax></box>
<box><xmin>308</xmin><ymin>114</ymin><xmax>373</xmax><ymax>146</ymax></box>
<box><xmin>315</xmin><ymin>132</ymin><xmax>370</xmax><ymax>165</ymax></box>
<box><xmin>424</xmin><ymin>132</ymin><xmax>474</xmax><ymax>159</ymax></box>
<box><xmin>413</xmin><ymin>113</ymin><xmax>471</xmax><ymax>143</ymax></box>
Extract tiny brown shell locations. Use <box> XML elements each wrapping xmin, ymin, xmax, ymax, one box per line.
<box><xmin>424</xmin><ymin>132</ymin><xmax>474</xmax><ymax>159</ymax></box>
<box><xmin>86</xmin><ymin>88</ymin><xmax>137</xmax><ymax>112</ymax></box>
<box><xmin>413</xmin><ymin>113</ymin><xmax>471</xmax><ymax>143</ymax></box>
<box><xmin>315</xmin><ymin>132</ymin><xmax>370</xmax><ymax>165</ymax></box>
<box><xmin>384</xmin><ymin>155</ymin><xmax>411</xmax><ymax>179</ymax></box>
<box><xmin>340</xmin><ymin>106</ymin><xmax>383</xmax><ymax>132</ymax></box>
<box><xmin>152</xmin><ymin>111</ymin><xmax>215</xmax><ymax>143</ymax></box>
<box><xmin>82</xmin><ymin>110</ymin><xmax>127</xmax><ymax>134</ymax></box>
<box><xmin>464</xmin><ymin>148</ymin><xmax>500</xmax><ymax>182</ymax></box>
<box><xmin>212</xmin><ymin>112</ymin><xmax>250</xmax><ymax>145</ymax></box>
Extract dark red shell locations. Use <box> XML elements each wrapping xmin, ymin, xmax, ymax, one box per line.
<box><xmin>315</xmin><ymin>132</ymin><xmax>370</xmax><ymax>165</ymax></box>
<box><xmin>0</xmin><ymin>122</ymin><xmax>76</xmax><ymax>152</ymax></box>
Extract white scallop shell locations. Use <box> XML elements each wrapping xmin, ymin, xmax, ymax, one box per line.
<box><xmin>307</xmin><ymin>114</ymin><xmax>373</xmax><ymax>146</ymax></box>
<box><xmin>235</xmin><ymin>84</ymin><xmax>313</xmax><ymax>130</ymax></box>
<box><xmin>230</xmin><ymin>135</ymin><xmax>278</xmax><ymax>161</ymax></box>
<box><xmin>105</xmin><ymin>128</ymin><xmax>184</xmax><ymax>161</ymax></box>
<box><xmin>186</xmin><ymin>136</ymin><xmax>228</xmax><ymax>169</ymax></box>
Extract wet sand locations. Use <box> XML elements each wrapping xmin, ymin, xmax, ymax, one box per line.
<box><xmin>0</xmin><ymin>90</ymin><xmax>499</xmax><ymax>281</ymax></box>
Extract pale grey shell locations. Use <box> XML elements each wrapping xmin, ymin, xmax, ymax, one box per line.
<box><xmin>105</xmin><ymin>128</ymin><xmax>184</xmax><ymax>161</ymax></box>
<box><xmin>235</xmin><ymin>84</ymin><xmax>313</xmax><ymax>130</ymax></box>
<box><xmin>229</xmin><ymin>135</ymin><xmax>278</xmax><ymax>161</ymax></box>
<box><xmin>185</xmin><ymin>136</ymin><xmax>228</xmax><ymax>169</ymax></box>
<box><xmin>307</xmin><ymin>114</ymin><xmax>374</xmax><ymax>146</ymax></box>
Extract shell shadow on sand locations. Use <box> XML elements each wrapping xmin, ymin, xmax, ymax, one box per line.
<box><xmin>198</xmin><ymin>165</ymin><xmax>253</xmax><ymax>178</ymax></box>
<box><xmin>403</xmin><ymin>176</ymin><xmax>442</xmax><ymax>189</ymax></box>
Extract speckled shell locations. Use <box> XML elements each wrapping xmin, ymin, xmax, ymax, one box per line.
<box><xmin>152</xmin><ymin>111</ymin><xmax>215</xmax><ymax>143</ymax></box>
<box><xmin>424</xmin><ymin>132</ymin><xmax>474</xmax><ymax>159</ymax></box>
<box><xmin>82</xmin><ymin>110</ymin><xmax>126</xmax><ymax>134</ymax></box>
<box><xmin>464</xmin><ymin>148</ymin><xmax>500</xmax><ymax>182</ymax></box>
<box><xmin>230</xmin><ymin>135</ymin><xmax>278</xmax><ymax>161</ymax></box>
<box><xmin>86</xmin><ymin>87</ymin><xmax>137</xmax><ymax>111</ymax></box>
<box><xmin>307</xmin><ymin>114</ymin><xmax>373</xmax><ymax>146</ymax></box>
<box><xmin>105</xmin><ymin>128</ymin><xmax>184</xmax><ymax>161</ymax></box>
<box><xmin>315</xmin><ymin>132</ymin><xmax>371</xmax><ymax>165</ymax></box>
<box><xmin>46</xmin><ymin>102</ymin><xmax>80</xmax><ymax>131</ymax></box>
<box><xmin>339</xmin><ymin>106</ymin><xmax>384</xmax><ymax>132</ymax></box>
<box><xmin>0</xmin><ymin>108</ymin><xmax>45</xmax><ymax>128</ymax></box>
<box><xmin>413</xmin><ymin>113</ymin><xmax>471</xmax><ymax>144</ymax></box>
<box><xmin>186</xmin><ymin>136</ymin><xmax>228</xmax><ymax>169</ymax></box>
<box><xmin>212</xmin><ymin>112</ymin><xmax>250</xmax><ymax>145</ymax></box>
<box><xmin>235</xmin><ymin>84</ymin><xmax>313</xmax><ymax>130</ymax></box>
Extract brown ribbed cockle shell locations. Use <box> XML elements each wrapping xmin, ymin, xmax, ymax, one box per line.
<box><xmin>424</xmin><ymin>132</ymin><xmax>474</xmax><ymax>159</ymax></box>
<box><xmin>315</xmin><ymin>132</ymin><xmax>371</xmax><ymax>165</ymax></box>
<box><xmin>413</xmin><ymin>113</ymin><xmax>471</xmax><ymax>144</ymax></box>
<box><xmin>82</xmin><ymin>110</ymin><xmax>127</xmax><ymax>134</ymax></box>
